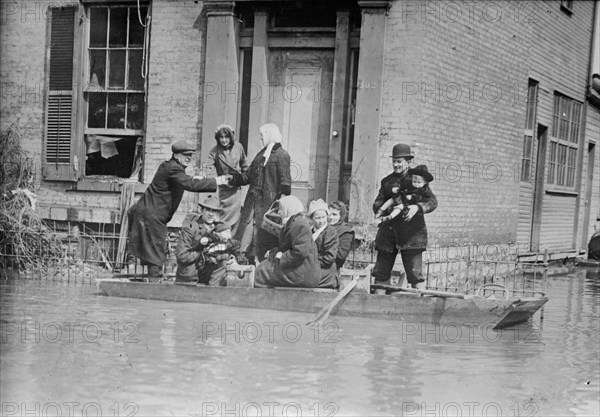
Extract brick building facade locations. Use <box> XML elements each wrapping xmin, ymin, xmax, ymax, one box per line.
<box><xmin>1</xmin><ymin>0</ymin><xmax>599</xmax><ymax>259</ymax></box>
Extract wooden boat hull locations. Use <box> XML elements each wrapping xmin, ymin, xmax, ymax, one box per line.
<box><xmin>98</xmin><ymin>280</ymin><xmax>548</xmax><ymax>329</ymax></box>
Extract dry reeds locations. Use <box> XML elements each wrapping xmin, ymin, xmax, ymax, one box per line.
<box><xmin>0</xmin><ymin>127</ymin><xmax>66</xmax><ymax>271</ymax></box>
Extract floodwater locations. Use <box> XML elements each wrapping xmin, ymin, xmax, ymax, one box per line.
<box><xmin>0</xmin><ymin>268</ymin><xmax>599</xmax><ymax>417</ymax></box>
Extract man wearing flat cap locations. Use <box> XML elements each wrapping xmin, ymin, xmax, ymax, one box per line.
<box><xmin>127</xmin><ymin>141</ymin><xmax>231</xmax><ymax>282</ymax></box>
<box><xmin>372</xmin><ymin>143</ymin><xmax>438</xmax><ymax>289</ymax></box>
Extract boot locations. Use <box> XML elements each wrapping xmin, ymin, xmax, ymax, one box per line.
<box><xmin>411</xmin><ymin>279</ymin><xmax>426</xmax><ymax>290</ymax></box>
<box><xmin>147</xmin><ymin>265</ymin><xmax>163</xmax><ymax>283</ymax></box>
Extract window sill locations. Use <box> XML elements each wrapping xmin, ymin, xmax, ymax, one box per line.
<box><xmin>68</xmin><ymin>180</ymin><xmax>147</xmax><ymax>194</ymax></box>
<box><xmin>545</xmin><ymin>189</ymin><xmax>578</xmax><ymax>197</ymax></box>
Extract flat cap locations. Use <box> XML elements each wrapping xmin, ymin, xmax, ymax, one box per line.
<box><xmin>172</xmin><ymin>140</ymin><xmax>196</xmax><ymax>154</ymax></box>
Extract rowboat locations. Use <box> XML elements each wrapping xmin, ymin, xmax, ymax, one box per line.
<box><xmin>97</xmin><ymin>278</ymin><xmax>548</xmax><ymax>330</ymax></box>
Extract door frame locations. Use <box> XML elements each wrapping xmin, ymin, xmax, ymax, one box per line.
<box><xmin>580</xmin><ymin>141</ymin><xmax>596</xmax><ymax>249</ymax></box>
<box><xmin>530</xmin><ymin>123</ymin><xmax>548</xmax><ymax>252</ymax></box>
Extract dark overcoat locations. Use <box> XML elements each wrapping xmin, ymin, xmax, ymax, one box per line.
<box><xmin>255</xmin><ymin>213</ymin><xmax>320</xmax><ymax>288</ymax></box>
<box><xmin>127</xmin><ymin>157</ymin><xmax>217</xmax><ymax>265</ymax></box>
<box><xmin>234</xmin><ymin>143</ymin><xmax>292</xmax><ymax>256</ymax></box>
<box><xmin>331</xmin><ymin>222</ymin><xmax>355</xmax><ymax>269</ymax></box>
<box><xmin>315</xmin><ymin>225</ymin><xmax>339</xmax><ymax>288</ymax></box>
<box><xmin>373</xmin><ymin>171</ymin><xmax>437</xmax><ymax>252</ymax></box>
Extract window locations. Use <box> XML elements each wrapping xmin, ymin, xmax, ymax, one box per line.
<box><xmin>43</xmin><ymin>2</ymin><xmax>150</xmax><ymax>182</ymax></box>
<box><xmin>521</xmin><ymin>79</ymin><xmax>538</xmax><ymax>182</ymax></box>
<box><xmin>560</xmin><ymin>0</ymin><xmax>573</xmax><ymax>14</ymax></box>
<box><xmin>85</xmin><ymin>4</ymin><xmax>149</xmax><ymax>178</ymax></box>
<box><xmin>547</xmin><ymin>94</ymin><xmax>582</xmax><ymax>188</ymax></box>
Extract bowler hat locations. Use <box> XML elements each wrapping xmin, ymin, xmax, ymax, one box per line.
<box><xmin>391</xmin><ymin>143</ymin><xmax>413</xmax><ymax>159</ymax></box>
<box><xmin>172</xmin><ymin>140</ymin><xmax>196</xmax><ymax>155</ymax></box>
<box><xmin>198</xmin><ymin>195</ymin><xmax>222</xmax><ymax>211</ymax></box>
<box><xmin>408</xmin><ymin>164</ymin><xmax>434</xmax><ymax>182</ymax></box>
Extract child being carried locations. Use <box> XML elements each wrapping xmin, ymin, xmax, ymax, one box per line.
<box><xmin>376</xmin><ymin>164</ymin><xmax>434</xmax><ymax>223</ymax></box>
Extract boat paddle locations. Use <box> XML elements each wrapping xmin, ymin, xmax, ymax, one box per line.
<box><xmin>306</xmin><ymin>276</ymin><xmax>359</xmax><ymax>326</ymax></box>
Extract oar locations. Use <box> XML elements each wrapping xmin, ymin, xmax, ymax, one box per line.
<box><xmin>306</xmin><ymin>276</ymin><xmax>359</xmax><ymax>326</ymax></box>
<box><xmin>371</xmin><ymin>283</ymin><xmax>466</xmax><ymax>299</ymax></box>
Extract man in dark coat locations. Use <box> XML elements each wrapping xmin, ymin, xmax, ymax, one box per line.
<box><xmin>372</xmin><ymin>144</ymin><xmax>438</xmax><ymax>288</ymax></box>
<box><xmin>175</xmin><ymin>195</ymin><xmax>224</xmax><ymax>283</ymax></box>
<box><xmin>231</xmin><ymin>123</ymin><xmax>292</xmax><ymax>262</ymax></box>
<box><xmin>127</xmin><ymin>141</ymin><xmax>230</xmax><ymax>281</ymax></box>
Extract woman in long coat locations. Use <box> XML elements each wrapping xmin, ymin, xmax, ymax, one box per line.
<box><xmin>254</xmin><ymin>195</ymin><xmax>320</xmax><ymax>288</ymax></box>
<box><xmin>207</xmin><ymin>124</ymin><xmax>249</xmax><ymax>231</ymax></box>
<box><xmin>328</xmin><ymin>201</ymin><xmax>355</xmax><ymax>270</ymax></box>
<box><xmin>232</xmin><ymin>123</ymin><xmax>292</xmax><ymax>262</ymax></box>
<box><xmin>307</xmin><ymin>199</ymin><xmax>339</xmax><ymax>288</ymax></box>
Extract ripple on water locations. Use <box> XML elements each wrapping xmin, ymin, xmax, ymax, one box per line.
<box><xmin>1</xmin><ymin>271</ymin><xmax>599</xmax><ymax>416</ymax></box>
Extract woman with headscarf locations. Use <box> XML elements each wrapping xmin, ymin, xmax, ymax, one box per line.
<box><xmin>254</xmin><ymin>195</ymin><xmax>320</xmax><ymax>288</ymax></box>
<box><xmin>328</xmin><ymin>201</ymin><xmax>355</xmax><ymax>270</ymax></box>
<box><xmin>231</xmin><ymin>123</ymin><xmax>292</xmax><ymax>262</ymax></box>
<box><xmin>207</xmin><ymin>124</ymin><xmax>249</xmax><ymax>231</ymax></box>
<box><xmin>307</xmin><ymin>199</ymin><xmax>339</xmax><ymax>288</ymax></box>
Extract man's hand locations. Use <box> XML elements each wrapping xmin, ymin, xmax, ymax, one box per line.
<box><xmin>403</xmin><ymin>205</ymin><xmax>419</xmax><ymax>221</ymax></box>
<box><xmin>215</xmin><ymin>175</ymin><xmax>232</xmax><ymax>186</ymax></box>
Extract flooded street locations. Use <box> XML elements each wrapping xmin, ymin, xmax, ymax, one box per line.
<box><xmin>1</xmin><ymin>268</ymin><xmax>599</xmax><ymax>416</ymax></box>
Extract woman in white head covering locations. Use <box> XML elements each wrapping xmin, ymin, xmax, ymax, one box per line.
<box><xmin>254</xmin><ymin>195</ymin><xmax>320</xmax><ymax>288</ymax></box>
<box><xmin>231</xmin><ymin>123</ymin><xmax>292</xmax><ymax>263</ymax></box>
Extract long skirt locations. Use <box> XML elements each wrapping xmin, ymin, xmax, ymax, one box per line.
<box><xmin>217</xmin><ymin>184</ymin><xmax>243</xmax><ymax>231</ymax></box>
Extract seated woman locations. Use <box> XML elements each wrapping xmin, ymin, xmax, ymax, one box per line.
<box><xmin>328</xmin><ymin>201</ymin><xmax>355</xmax><ymax>270</ymax></box>
<box><xmin>254</xmin><ymin>195</ymin><xmax>320</xmax><ymax>288</ymax></box>
<box><xmin>308</xmin><ymin>199</ymin><xmax>339</xmax><ymax>289</ymax></box>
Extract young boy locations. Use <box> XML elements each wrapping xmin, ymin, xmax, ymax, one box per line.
<box><xmin>376</xmin><ymin>165</ymin><xmax>434</xmax><ymax>224</ymax></box>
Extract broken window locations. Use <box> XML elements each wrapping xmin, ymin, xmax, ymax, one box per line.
<box><xmin>84</xmin><ymin>4</ymin><xmax>149</xmax><ymax>179</ymax></box>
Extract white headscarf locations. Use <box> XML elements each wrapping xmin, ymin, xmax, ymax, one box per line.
<box><xmin>259</xmin><ymin>123</ymin><xmax>282</xmax><ymax>166</ymax></box>
<box><xmin>278</xmin><ymin>195</ymin><xmax>304</xmax><ymax>225</ymax></box>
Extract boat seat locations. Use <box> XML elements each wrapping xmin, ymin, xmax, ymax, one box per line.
<box><xmin>272</xmin><ymin>287</ymin><xmax>338</xmax><ymax>293</ymax></box>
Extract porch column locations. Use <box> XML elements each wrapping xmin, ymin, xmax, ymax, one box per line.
<box><xmin>247</xmin><ymin>8</ymin><xmax>269</xmax><ymax>159</ymax></box>
<box><xmin>326</xmin><ymin>10</ymin><xmax>351</xmax><ymax>203</ymax></box>
<box><xmin>200</xmin><ymin>0</ymin><xmax>239</xmax><ymax>171</ymax></box>
<box><xmin>349</xmin><ymin>1</ymin><xmax>390</xmax><ymax>221</ymax></box>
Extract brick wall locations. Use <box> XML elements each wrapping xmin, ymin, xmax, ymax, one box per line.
<box><xmin>1</xmin><ymin>0</ymin><xmax>207</xmax><ymax>227</ymax></box>
<box><xmin>380</xmin><ymin>0</ymin><xmax>532</xmax><ymax>247</ymax></box>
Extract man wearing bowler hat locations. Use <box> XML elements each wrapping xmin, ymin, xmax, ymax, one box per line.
<box><xmin>175</xmin><ymin>194</ymin><xmax>227</xmax><ymax>284</ymax></box>
<box><xmin>127</xmin><ymin>141</ymin><xmax>231</xmax><ymax>282</ymax></box>
<box><xmin>372</xmin><ymin>143</ymin><xmax>438</xmax><ymax>289</ymax></box>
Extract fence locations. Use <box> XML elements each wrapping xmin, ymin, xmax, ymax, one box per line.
<box><xmin>1</xmin><ymin>222</ymin><xmax>548</xmax><ymax>298</ymax></box>
<box><xmin>0</xmin><ymin>221</ymin><xmax>180</xmax><ymax>281</ymax></box>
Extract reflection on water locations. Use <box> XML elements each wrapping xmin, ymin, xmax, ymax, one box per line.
<box><xmin>1</xmin><ymin>269</ymin><xmax>599</xmax><ymax>416</ymax></box>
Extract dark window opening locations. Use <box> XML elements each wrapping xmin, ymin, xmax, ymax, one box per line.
<box><xmin>85</xmin><ymin>135</ymin><xmax>142</xmax><ymax>179</ymax></box>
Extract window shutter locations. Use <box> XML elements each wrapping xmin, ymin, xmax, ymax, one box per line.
<box><xmin>44</xmin><ymin>6</ymin><xmax>78</xmax><ymax>181</ymax></box>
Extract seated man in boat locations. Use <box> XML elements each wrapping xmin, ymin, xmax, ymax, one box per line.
<box><xmin>175</xmin><ymin>195</ymin><xmax>224</xmax><ymax>284</ymax></box>
<box><xmin>254</xmin><ymin>195</ymin><xmax>320</xmax><ymax>288</ymax></box>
